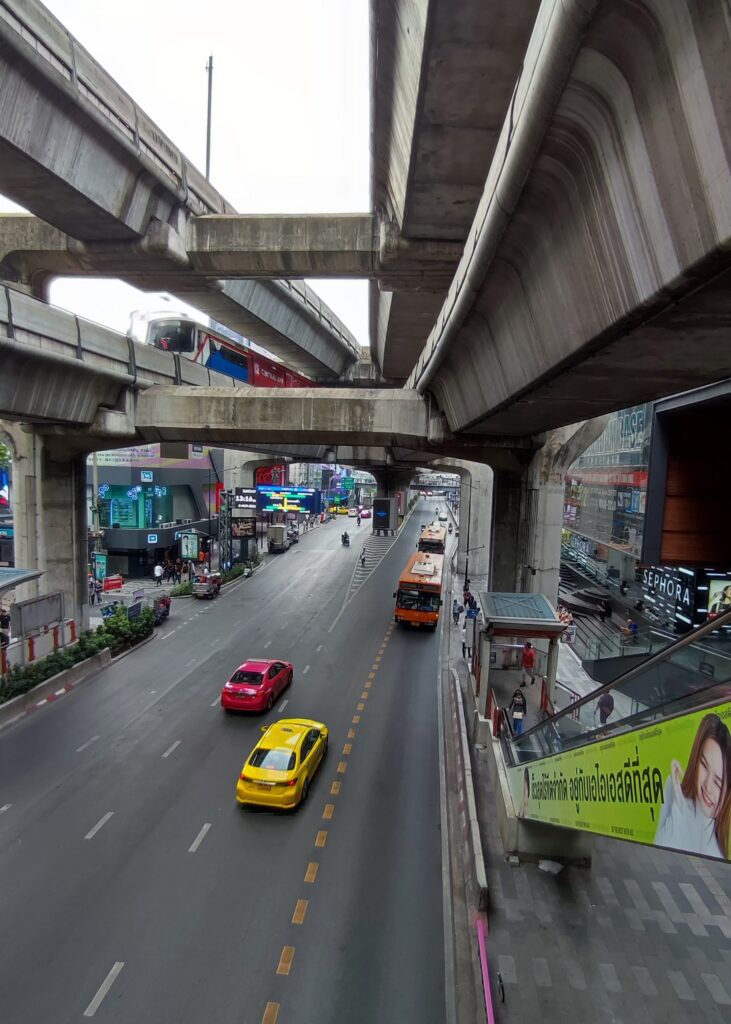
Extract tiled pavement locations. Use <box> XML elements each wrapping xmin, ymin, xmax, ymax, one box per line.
<box><xmin>446</xmin><ymin>600</ymin><xmax>731</xmax><ymax>1023</ymax></box>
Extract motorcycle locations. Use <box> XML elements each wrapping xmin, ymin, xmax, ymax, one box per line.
<box><xmin>341</xmin><ymin>532</ymin><xmax>350</xmax><ymax>547</ymax></box>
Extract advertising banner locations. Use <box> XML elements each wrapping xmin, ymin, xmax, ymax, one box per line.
<box><xmin>233</xmin><ymin>487</ymin><xmax>257</xmax><ymax>512</ymax></box>
<box><xmin>507</xmin><ymin>702</ymin><xmax>731</xmax><ymax>861</ymax></box>
<box><xmin>708</xmin><ymin>579</ymin><xmax>731</xmax><ymax>618</ymax></box>
<box><xmin>181</xmin><ymin>533</ymin><xmax>199</xmax><ymax>560</ymax></box>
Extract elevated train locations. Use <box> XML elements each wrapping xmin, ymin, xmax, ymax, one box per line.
<box><xmin>140</xmin><ymin>312</ymin><xmax>315</xmax><ymax>389</ymax></box>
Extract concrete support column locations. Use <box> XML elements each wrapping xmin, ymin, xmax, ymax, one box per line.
<box><xmin>491</xmin><ymin>421</ymin><xmax>608</xmax><ymax>602</ymax></box>
<box><xmin>0</xmin><ymin>421</ymin><xmax>87</xmax><ymax>626</ymax></box>
<box><xmin>454</xmin><ymin>461</ymin><xmax>492</xmax><ymax>591</ymax></box>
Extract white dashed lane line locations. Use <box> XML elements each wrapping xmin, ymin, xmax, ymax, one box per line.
<box><xmin>302</xmin><ymin>665</ymin><xmax>310</xmax><ymax>675</ymax></box>
<box><xmin>188</xmin><ymin>823</ymin><xmax>211</xmax><ymax>853</ymax></box>
<box><xmin>0</xmin><ymin>803</ymin><xmax>12</xmax><ymax>815</ymax></box>
<box><xmin>83</xmin><ymin>961</ymin><xmax>125</xmax><ymax>1017</ymax></box>
<box><xmin>76</xmin><ymin>735</ymin><xmax>100</xmax><ymax>753</ymax></box>
<box><xmin>162</xmin><ymin>740</ymin><xmax>181</xmax><ymax>759</ymax></box>
<box><xmin>316</xmin><ymin>644</ymin><xmax>323</xmax><ymax>652</ymax></box>
<box><xmin>264</xmin><ymin>640</ymin><xmax>272</xmax><ymax>648</ymax></box>
<box><xmin>210</xmin><ymin>697</ymin><xmax>220</xmax><ymax>708</ymax></box>
<box><xmin>85</xmin><ymin>812</ymin><xmax>114</xmax><ymax>840</ymax></box>
<box><xmin>278</xmin><ymin>699</ymin><xmax>288</xmax><ymax>712</ymax></box>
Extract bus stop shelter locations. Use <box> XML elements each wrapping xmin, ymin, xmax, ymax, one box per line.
<box><xmin>470</xmin><ymin>592</ymin><xmax>567</xmax><ymax>721</ymax></box>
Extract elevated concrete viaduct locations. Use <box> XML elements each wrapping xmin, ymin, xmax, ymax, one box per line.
<box><xmin>0</xmin><ymin>1</ymin><xmax>359</xmax><ymax>379</ymax></box>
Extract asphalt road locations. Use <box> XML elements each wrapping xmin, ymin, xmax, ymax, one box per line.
<box><xmin>0</xmin><ymin>508</ymin><xmax>447</xmax><ymax>1024</ymax></box>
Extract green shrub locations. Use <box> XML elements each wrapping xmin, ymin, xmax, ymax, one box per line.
<box><xmin>170</xmin><ymin>582</ymin><xmax>192</xmax><ymax>597</ymax></box>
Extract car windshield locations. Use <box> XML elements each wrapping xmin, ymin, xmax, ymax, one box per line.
<box><xmin>231</xmin><ymin>671</ymin><xmax>263</xmax><ymax>685</ymax></box>
<box><xmin>249</xmin><ymin>748</ymin><xmax>296</xmax><ymax>771</ymax></box>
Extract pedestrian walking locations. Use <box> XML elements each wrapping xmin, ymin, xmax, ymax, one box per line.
<box><xmin>597</xmin><ymin>691</ymin><xmax>615</xmax><ymax>725</ymax></box>
<box><xmin>154</xmin><ymin>562</ymin><xmax>163</xmax><ymax>587</ymax></box>
<box><xmin>0</xmin><ymin>605</ymin><xmax>11</xmax><ymax>649</ymax></box>
<box><xmin>520</xmin><ymin>641</ymin><xmax>537</xmax><ymax>687</ymax></box>
<box><xmin>360</xmin><ymin>549</ymin><xmax>366</xmax><ymax>568</ymax></box>
<box><xmin>452</xmin><ymin>599</ymin><xmax>460</xmax><ymax>626</ymax></box>
<box><xmin>88</xmin><ymin>576</ymin><xmax>96</xmax><ymax>605</ymax></box>
<box><xmin>461</xmin><ymin>624</ymin><xmax>472</xmax><ymax>660</ymax></box>
<box><xmin>598</xmin><ymin>598</ymin><xmax>610</xmax><ymax>624</ymax></box>
<box><xmin>509</xmin><ymin>687</ymin><xmax>528</xmax><ymax>736</ymax></box>
<box><xmin>95</xmin><ymin>578</ymin><xmax>103</xmax><ymax>604</ymax></box>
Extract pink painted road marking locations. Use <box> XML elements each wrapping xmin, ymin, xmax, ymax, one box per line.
<box><xmin>476</xmin><ymin>917</ymin><xmax>497</xmax><ymax>1024</ymax></box>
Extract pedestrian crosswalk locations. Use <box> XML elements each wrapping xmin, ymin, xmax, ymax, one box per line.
<box><xmin>347</xmin><ymin>535</ymin><xmax>395</xmax><ymax>599</ymax></box>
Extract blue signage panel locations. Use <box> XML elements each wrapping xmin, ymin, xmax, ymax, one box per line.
<box><xmin>256</xmin><ymin>486</ymin><xmax>320</xmax><ymax>514</ymax></box>
<box><xmin>147</xmin><ymin>533</ymin><xmax>158</xmax><ymax>544</ymax></box>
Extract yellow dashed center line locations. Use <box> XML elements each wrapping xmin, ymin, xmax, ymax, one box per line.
<box><xmin>379</xmin><ymin>647</ymin><xmax>386</xmax><ymax>655</ymax></box>
<box><xmin>347</xmin><ymin>728</ymin><xmax>355</xmax><ymax>739</ymax></box>
<box><xmin>331</xmin><ymin>781</ymin><xmax>341</xmax><ymax>795</ymax></box>
<box><xmin>262</xmin><ymin>1002</ymin><xmax>280</xmax><ymax>1023</ymax></box>
<box><xmin>368</xmin><ymin>671</ymin><xmax>376</xmax><ymax>680</ymax></box>
<box><xmin>292</xmin><ymin>899</ymin><xmax>308</xmax><ymax>925</ymax></box>
<box><xmin>305</xmin><ymin>862</ymin><xmax>319</xmax><ymax>883</ymax></box>
<box><xmin>316</xmin><ymin>830</ymin><xmax>328</xmax><ymax>847</ymax></box>
<box><xmin>374</xmin><ymin>656</ymin><xmax>382</xmax><ymax>663</ymax></box>
<box><xmin>357</xmin><ymin>703</ymin><xmax>365</xmax><ymax>712</ymax></box>
<box><xmin>323</xmin><ymin>804</ymin><xmax>335</xmax><ymax>820</ymax></box>
<box><xmin>277</xmin><ymin>946</ymin><xmax>295</xmax><ymax>976</ymax></box>
<box><xmin>360</xmin><ymin>691</ymin><xmax>369</xmax><ymax>700</ymax></box>
<box><xmin>343</xmin><ymin>743</ymin><xmax>352</xmax><ymax>755</ymax></box>
<box><xmin>337</xmin><ymin>761</ymin><xmax>347</xmax><ymax>775</ymax></box>
<box><xmin>352</xmin><ymin>715</ymin><xmax>361</xmax><ymax>724</ymax></box>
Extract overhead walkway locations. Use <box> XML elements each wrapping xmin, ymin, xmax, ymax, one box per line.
<box><xmin>500</xmin><ymin>609</ymin><xmax>731</xmax><ymax>862</ymax></box>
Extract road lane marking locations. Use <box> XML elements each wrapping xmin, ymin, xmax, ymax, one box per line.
<box><xmin>0</xmin><ymin>803</ymin><xmax>12</xmax><ymax>814</ymax></box>
<box><xmin>323</xmin><ymin>804</ymin><xmax>334</xmax><ymax>820</ymax></box>
<box><xmin>337</xmin><ymin>762</ymin><xmax>347</xmax><ymax>775</ymax></box>
<box><xmin>352</xmin><ymin>715</ymin><xmax>360</xmax><ymax>724</ymax></box>
<box><xmin>373</xmin><ymin>657</ymin><xmax>381</xmax><ymax>665</ymax></box>
<box><xmin>330</xmin><ymin>781</ymin><xmax>341</xmax><ymax>795</ymax></box>
<box><xmin>343</xmin><ymin>744</ymin><xmax>352</xmax><ymax>756</ymax></box>
<box><xmin>162</xmin><ymin>740</ymin><xmax>181</xmax><ymax>758</ymax></box>
<box><xmin>361</xmin><ymin>691</ymin><xmax>369</xmax><ymax>700</ymax></box>
<box><xmin>85</xmin><ymin>812</ymin><xmax>114</xmax><ymax>840</ymax></box>
<box><xmin>365</xmin><ymin>681</ymin><xmax>372</xmax><ymax>689</ymax></box>
<box><xmin>368</xmin><ymin>672</ymin><xmax>376</xmax><ymax>680</ymax></box>
<box><xmin>262</xmin><ymin>1003</ymin><xmax>280</xmax><ymax>1024</ymax></box>
<box><xmin>210</xmin><ymin>697</ymin><xmax>220</xmax><ymax>707</ymax></box>
<box><xmin>292</xmin><ymin>900</ymin><xmax>308</xmax><ymax>925</ymax></box>
<box><xmin>302</xmin><ymin>665</ymin><xmax>310</xmax><ymax>675</ymax></box>
<box><xmin>76</xmin><ymin>735</ymin><xmax>100</xmax><ymax>753</ymax></box>
<box><xmin>305</xmin><ymin>862</ymin><xmax>318</xmax><ymax>883</ymax></box>
<box><xmin>357</xmin><ymin>703</ymin><xmax>365</xmax><ymax>712</ymax></box>
<box><xmin>278</xmin><ymin>699</ymin><xmax>289</xmax><ymax>712</ymax></box>
<box><xmin>316</xmin><ymin>644</ymin><xmax>323</xmax><ymax>651</ymax></box>
<box><xmin>347</xmin><ymin>729</ymin><xmax>355</xmax><ymax>739</ymax></box>
<box><xmin>188</xmin><ymin>823</ymin><xmax>211</xmax><ymax>853</ymax></box>
<box><xmin>277</xmin><ymin>946</ymin><xmax>295</xmax><ymax>976</ymax></box>
<box><xmin>316</xmin><ymin>830</ymin><xmax>328</xmax><ymax>847</ymax></box>
<box><xmin>379</xmin><ymin>647</ymin><xmax>386</xmax><ymax>655</ymax></box>
<box><xmin>160</xmin><ymin>631</ymin><xmax>173</xmax><ymax>640</ymax></box>
<box><xmin>83</xmin><ymin>961</ymin><xmax>124</xmax><ymax>1017</ymax></box>
<box><xmin>264</xmin><ymin>640</ymin><xmax>272</xmax><ymax>648</ymax></box>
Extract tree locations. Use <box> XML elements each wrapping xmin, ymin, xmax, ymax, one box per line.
<box><xmin>0</xmin><ymin>442</ymin><xmax>10</xmax><ymax>468</ymax></box>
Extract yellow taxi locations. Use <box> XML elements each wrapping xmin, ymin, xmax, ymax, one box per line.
<box><xmin>236</xmin><ymin>718</ymin><xmax>329</xmax><ymax>810</ymax></box>
<box><xmin>336</xmin><ymin>505</ymin><xmax>350</xmax><ymax>515</ymax></box>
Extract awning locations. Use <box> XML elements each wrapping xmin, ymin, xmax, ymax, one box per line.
<box><xmin>477</xmin><ymin>591</ymin><xmax>566</xmax><ymax>639</ymax></box>
<box><xmin>0</xmin><ymin>567</ymin><xmax>45</xmax><ymax>598</ymax></box>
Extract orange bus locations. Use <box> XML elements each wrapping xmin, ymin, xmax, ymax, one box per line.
<box><xmin>418</xmin><ymin>523</ymin><xmax>446</xmax><ymax>555</ymax></box>
<box><xmin>393</xmin><ymin>552</ymin><xmax>444</xmax><ymax>629</ymax></box>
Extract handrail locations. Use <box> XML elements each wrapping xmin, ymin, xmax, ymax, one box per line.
<box><xmin>514</xmin><ymin>605</ymin><xmax>731</xmax><ymax>742</ymax></box>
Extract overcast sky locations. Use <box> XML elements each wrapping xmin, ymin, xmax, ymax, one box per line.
<box><xmin>0</xmin><ymin>0</ymin><xmax>370</xmax><ymax>345</ymax></box>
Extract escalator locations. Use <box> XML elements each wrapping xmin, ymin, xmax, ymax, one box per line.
<box><xmin>501</xmin><ymin>608</ymin><xmax>731</xmax><ymax>862</ymax></box>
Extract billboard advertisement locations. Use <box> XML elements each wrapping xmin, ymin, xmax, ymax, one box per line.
<box><xmin>373</xmin><ymin>497</ymin><xmax>398</xmax><ymax>532</ymax></box>
<box><xmin>507</xmin><ymin>701</ymin><xmax>731</xmax><ymax>861</ymax></box>
<box><xmin>255</xmin><ymin>464</ymin><xmax>286</xmax><ymax>485</ymax></box>
<box><xmin>256</xmin><ymin>486</ymin><xmax>319</xmax><ymax>514</ymax></box>
<box><xmin>0</xmin><ymin>465</ymin><xmax>8</xmax><ymax>508</ymax></box>
<box><xmin>708</xmin><ymin>580</ymin><xmax>731</xmax><ymax>619</ymax></box>
<box><xmin>232</xmin><ymin>487</ymin><xmax>257</xmax><ymax>512</ymax></box>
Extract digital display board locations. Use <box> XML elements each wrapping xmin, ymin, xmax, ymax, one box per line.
<box><xmin>256</xmin><ymin>486</ymin><xmax>320</xmax><ymax>514</ymax></box>
<box><xmin>233</xmin><ymin>488</ymin><xmax>257</xmax><ymax>511</ymax></box>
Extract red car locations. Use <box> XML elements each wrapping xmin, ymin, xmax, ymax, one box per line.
<box><xmin>360</xmin><ymin>508</ymin><xmax>372</xmax><ymax>519</ymax></box>
<box><xmin>221</xmin><ymin>659</ymin><xmax>293</xmax><ymax>713</ymax></box>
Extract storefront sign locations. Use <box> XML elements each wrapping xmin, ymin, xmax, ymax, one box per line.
<box><xmin>507</xmin><ymin>702</ymin><xmax>731</xmax><ymax>861</ymax></box>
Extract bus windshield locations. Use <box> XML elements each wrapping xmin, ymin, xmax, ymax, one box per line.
<box><xmin>397</xmin><ymin>588</ymin><xmax>440</xmax><ymax>613</ymax></box>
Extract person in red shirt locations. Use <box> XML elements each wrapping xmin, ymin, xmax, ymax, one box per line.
<box><xmin>520</xmin><ymin>641</ymin><xmax>537</xmax><ymax>687</ymax></box>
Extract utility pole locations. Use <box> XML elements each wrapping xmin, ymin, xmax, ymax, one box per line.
<box><xmin>205</xmin><ymin>55</ymin><xmax>214</xmax><ymax>180</ymax></box>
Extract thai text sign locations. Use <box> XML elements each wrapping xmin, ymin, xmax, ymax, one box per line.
<box><xmin>508</xmin><ymin>701</ymin><xmax>731</xmax><ymax>861</ymax></box>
